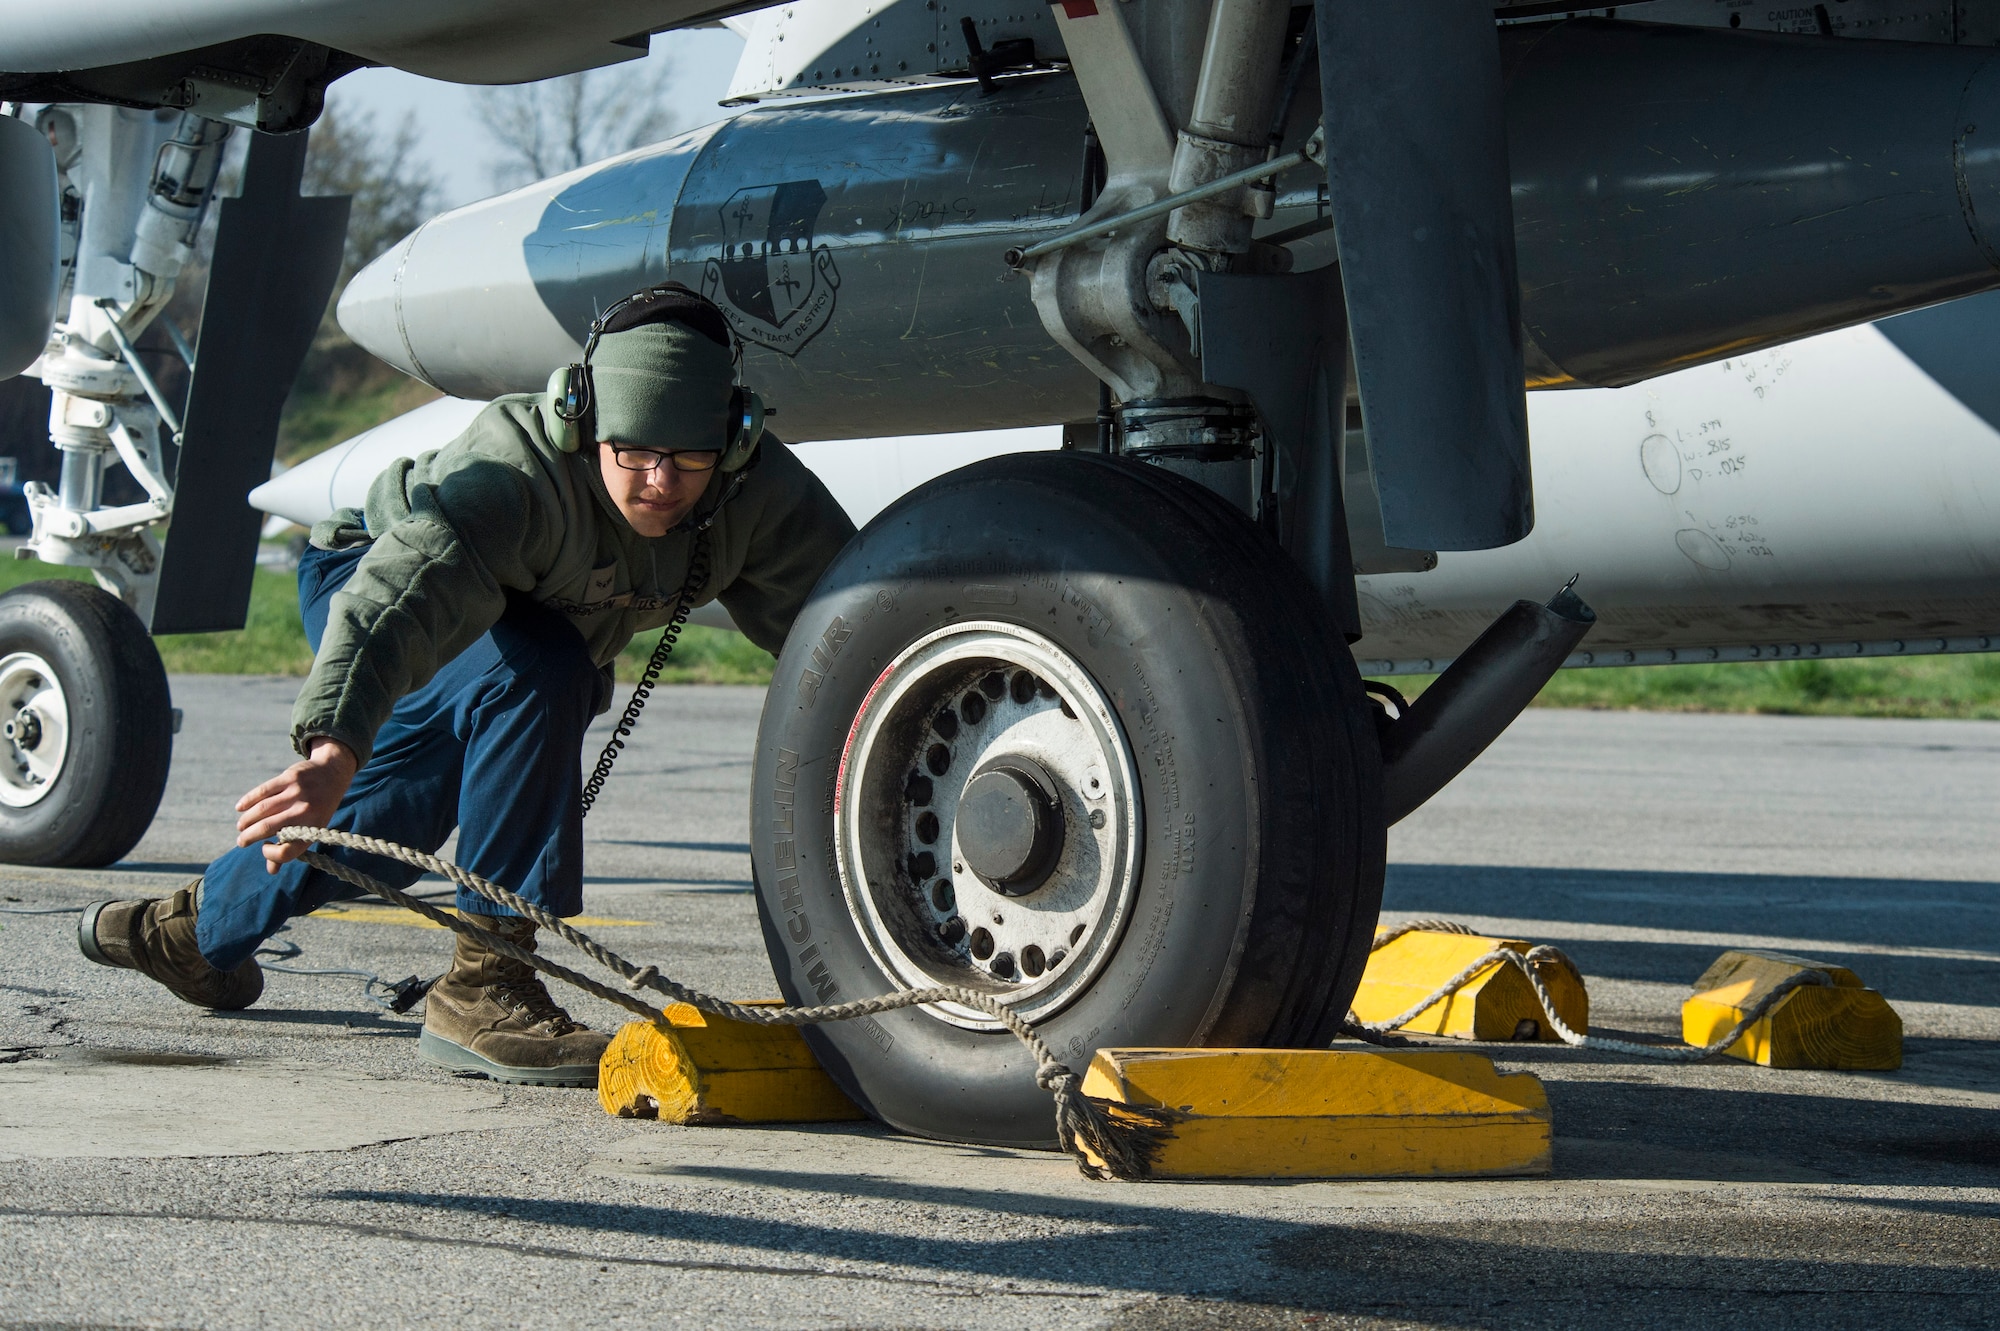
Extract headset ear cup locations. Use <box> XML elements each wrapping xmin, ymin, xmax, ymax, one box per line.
<box><xmin>545</xmin><ymin>365</ymin><xmax>588</xmax><ymax>453</ymax></box>
<box><xmin>719</xmin><ymin>388</ymin><xmax>766</xmax><ymax>472</ymax></box>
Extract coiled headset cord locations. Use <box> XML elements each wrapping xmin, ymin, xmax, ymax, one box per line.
<box><xmin>577</xmin><ymin>530</ymin><xmax>712</xmax><ymax>819</ymax></box>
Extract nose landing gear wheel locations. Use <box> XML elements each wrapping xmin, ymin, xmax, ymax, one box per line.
<box><xmin>752</xmin><ymin>452</ymin><xmax>1385</xmax><ymax>1147</ymax></box>
<box><xmin>0</xmin><ymin>581</ymin><xmax>173</xmax><ymax>867</ymax></box>
<box><xmin>836</xmin><ymin>619</ymin><xmax>1144</xmax><ymax>1030</ymax></box>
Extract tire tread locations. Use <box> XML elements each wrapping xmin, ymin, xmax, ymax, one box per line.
<box><xmin>0</xmin><ymin>580</ymin><xmax>172</xmax><ymax>867</ymax></box>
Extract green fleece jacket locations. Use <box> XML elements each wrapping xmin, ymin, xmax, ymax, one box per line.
<box><xmin>292</xmin><ymin>395</ymin><xmax>855</xmax><ymax>765</ymax></box>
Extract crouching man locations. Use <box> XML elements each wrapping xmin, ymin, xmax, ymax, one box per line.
<box><xmin>78</xmin><ymin>284</ymin><xmax>855</xmax><ymax>1086</ymax></box>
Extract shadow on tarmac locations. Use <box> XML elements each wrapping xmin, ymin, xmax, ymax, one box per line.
<box><xmin>1387</xmin><ymin>863</ymin><xmax>2000</xmax><ymax>1005</ymax></box>
<box><xmin>317</xmin><ymin>1169</ymin><xmax>2000</xmax><ymax>1323</ymax></box>
<box><xmin>223</xmin><ymin>1007</ymin><xmax>419</xmax><ymax>1035</ymax></box>
<box><xmin>598</xmin><ymin>839</ymin><xmax>752</xmax><ymax>855</ymax></box>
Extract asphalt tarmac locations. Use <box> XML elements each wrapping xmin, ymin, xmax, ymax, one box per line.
<box><xmin>3</xmin><ymin>679</ymin><xmax>1998</xmax><ymax>1329</ymax></box>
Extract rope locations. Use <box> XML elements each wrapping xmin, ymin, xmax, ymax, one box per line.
<box><xmin>1368</xmin><ymin>918</ymin><xmax>1479</xmax><ymax>948</ymax></box>
<box><xmin>276</xmin><ymin>826</ymin><xmax>1175</xmax><ymax>1181</ymax></box>
<box><xmin>1343</xmin><ymin>919</ymin><xmax>1836</xmax><ymax>1062</ymax></box>
<box><xmin>578</xmin><ymin>531</ymin><xmax>710</xmax><ymax>819</ymax></box>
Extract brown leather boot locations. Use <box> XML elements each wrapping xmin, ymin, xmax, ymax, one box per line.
<box><xmin>77</xmin><ymin>884</ymin><xmax>264</xmax><ymax>1011</ymax></box>
<box><xmin>418</xmin><ymin>911</ymin><xmax>609</xmax><ymax>1087</ymax></box>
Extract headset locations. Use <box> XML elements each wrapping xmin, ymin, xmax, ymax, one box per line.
<box><xmin>543</xmin><ymin>282</ymin><xmax>767</xmax><ymax>471</ymax></box>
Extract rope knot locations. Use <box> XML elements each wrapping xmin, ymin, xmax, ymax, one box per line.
<box><xmin>625</xmin><ymin>964</ymin><xmax>659</xmax><ymax>991</ymax></box>
<box><xmin>1037</xmin><ymin>1063</ymin><xmax>1076</xmax><ymax>1092</ymax></box>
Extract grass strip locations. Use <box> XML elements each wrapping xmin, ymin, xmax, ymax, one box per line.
<box><xmin>4</xmin><ymin>558</ymin><xmax>1996</xmax><ymax>714</ymax></box>
<box><xmin>1379</xmin><ymin>652</ymin><xmax>2000</xmax><ymax>721</ymax></box>
<box><xmin>0</xmin><ymin>558</ymin><xmax>773</xmax><ymax>685</ymax></box>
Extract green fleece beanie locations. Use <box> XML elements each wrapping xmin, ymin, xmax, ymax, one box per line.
<box><xmin>588</xmin><ymin>321</ymin><xmax>735</xmax><ymax>452</ymax></box>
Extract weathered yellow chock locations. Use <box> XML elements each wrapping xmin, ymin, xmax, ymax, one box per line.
<box><xmin>598</xmin><ymin>1002</ymin><xmax>866</xmax><ymax>1124</ymax></box>
<box><xmin>1079</xmin><ymin>1048</ymin><xmax>1551</xmax><ymax>1179</ymax></box>
<box><xmin>1681</xmin><ymin>950</ymin><xmax>1902</xmax><ymax>1069</ymax></box>
<box><xmin>1351</xmin><ymin>927</ymin><xmax>1589</xmax><ymax>1041</ymax></box>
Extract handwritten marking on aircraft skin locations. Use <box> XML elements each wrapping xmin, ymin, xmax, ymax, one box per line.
<box><xmin>1736</xmin><ymin>350</ymin><xmax>1794</xmax><ymax>401</ymax></box>
<box><xmin>1676</xmin><ymin>527</ymin><xmax>1733</xmax><ymax>570</ymax></box>
<box><xmin>1673</xmin><ymin>505</ymin><xmax>1776</xmax><ymax>570</ymax></box>
<box><xmin>1647</xmin><ymin>398</ymin><xmax>1756</xmax><ymax>492</ymax></box>
<box><xmin>1648</xmin><ymin>383</ymin><xmax>1777</xmax><ymax>570</ymax></box>
<box><xmin>1641</xmin><ymin>432</ymin><xmax>1682</xmax><ymax>494</ymax></box>
<box><xmin>883</xmin><ymin>197</ymin><xmax>978</xmax><ymax>233</ymax></box>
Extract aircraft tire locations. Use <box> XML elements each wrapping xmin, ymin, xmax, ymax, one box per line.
<box><xmin>750</xmin><ymin>451</ymin><xmax>1384</xmax><ymax>1146</ymax></box>
<box><xmin>0</xmin><ymin>580</ymin><xmax>172</xmax><ymax>868</ymax></box>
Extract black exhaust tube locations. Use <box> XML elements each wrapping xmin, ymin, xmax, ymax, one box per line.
<box><xmin>1379</xmin><ymin>582</ymin><xmax>1596</xmax><ymax>825</ymax></box>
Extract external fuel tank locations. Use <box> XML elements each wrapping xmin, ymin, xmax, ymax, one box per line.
<box><xmin>341</xmin><ymin>19</ymin><xmax>2000</xmax><ymax>442</ymax></box>
<box><xmin>330</xmin><ymin>17</ymin><xmax>2000</xmax><ymax>667</ymax></box>
<box><xmin>339</xmin><ymin>76</ymin><xmax>1101</xmax><ymax>440</ymax></box>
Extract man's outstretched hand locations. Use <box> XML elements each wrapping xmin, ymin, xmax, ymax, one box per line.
<box><xmin>236</xmin><ymin>738</ymin><xmax>359</xmax><ymax>871</ymax></box>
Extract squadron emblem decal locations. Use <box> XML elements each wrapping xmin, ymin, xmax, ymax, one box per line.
<box><xmin>701</xmin><ymin>180</ymin><xmax>841</xmax><ymax>356</ymax></box>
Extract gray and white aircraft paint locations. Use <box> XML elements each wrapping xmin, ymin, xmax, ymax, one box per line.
<box><xmin>1353</xmin><ymin>304</ymin><xmax>2000</xmax><ymax>673</ymax></box>
<box><xmin>10</xmin><ymin>0</ymin><xmax>2000</xmax><ymax>676</ymax></box>
<box><xmin>312</xmin><ymin>4</ymin><xmax>2000</xmax><ymax>677</ymax></box>
<box><xmin>263</xmin><ymin>300</ymin><xmax>2000</xmax><ymax>674</ymax></box>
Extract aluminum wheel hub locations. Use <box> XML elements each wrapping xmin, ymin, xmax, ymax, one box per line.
<box><xmin>835</xmin><ymin>621</ymin><xmax>1142</xmax><ymax>1029</ymax></box>
<box><xmin>0</xmin><ymin>652</ymin><xmax>69</xmax><ymax>808</ymax></box>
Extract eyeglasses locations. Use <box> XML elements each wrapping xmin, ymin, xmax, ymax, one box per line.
<box><xmin>607</xmin><ymin>445</ymin><xmax>721</xmax><ymax>474</ymax></box>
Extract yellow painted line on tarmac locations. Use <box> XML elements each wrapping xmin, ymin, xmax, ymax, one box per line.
<box><xmin>306</xmin><ymin>904</ymin><xmax>649</xmax><ymax>929</ymax></box>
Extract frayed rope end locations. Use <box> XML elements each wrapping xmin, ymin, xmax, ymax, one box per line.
<box><xmin>1061</xmin><ymin>1089</ymin><xmax>1180</xmax><ymax>1181</ymax></box>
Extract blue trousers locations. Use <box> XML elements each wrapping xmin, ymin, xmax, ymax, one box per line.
<box><xmin>195</xmin><ymin>543</ymin><xmax>605</xmax><ymax>970</ymax></box>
